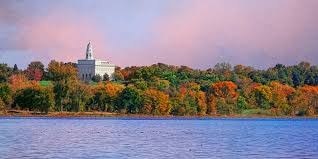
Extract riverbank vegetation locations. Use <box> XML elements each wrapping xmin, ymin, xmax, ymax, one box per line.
<box><xmin>0</xmin><ymin>61</ymin><xmax>318</xmax><ymax>117</ymax></box>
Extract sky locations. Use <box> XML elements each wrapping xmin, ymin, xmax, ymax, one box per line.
<box><xmin>1</xmin><ymin>0</ymin><xmax>318</xmax><ymax>69</ymax></box>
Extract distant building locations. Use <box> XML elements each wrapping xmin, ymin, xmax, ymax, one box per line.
<box><xmin>77</xmin><ymin>42</ymin><xmax>115</xmax><ymax>81</ymax></box>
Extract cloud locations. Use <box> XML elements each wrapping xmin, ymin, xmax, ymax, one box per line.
<box><xmin>17</xmin><ymin>11</ymin><xmax>108</xmax><ymax>61</ymax></box>
<box><xmin>148</xmin><ymin>0</ymin><xmax>318</xmax><ymax>68</ymax></box>
<box><xmin>1</xmin><ymin>0</ymin><xmax>318</xmax><ymax>69</ymax></box>
<box><xmin>0</xmin><ymin>1</ymin><xmax>109</xmax><ymax>64</ymax></box>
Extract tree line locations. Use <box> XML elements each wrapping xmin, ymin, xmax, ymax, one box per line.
<box><xmin>0</xmin><ymin>60</ymin><xmax>317</xmax><ymax>116</ymax></box>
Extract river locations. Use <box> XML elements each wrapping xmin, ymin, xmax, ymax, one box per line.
<box><xmin>0</xmin><ymin>117</ymin><xmax>317</xmax><ymax>159</ymax></box>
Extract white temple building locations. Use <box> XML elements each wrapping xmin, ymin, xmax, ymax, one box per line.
<box><xmin>77</xmin><ymin>42</ymin><xmax>115</xmax><ymax>81</ymax></box>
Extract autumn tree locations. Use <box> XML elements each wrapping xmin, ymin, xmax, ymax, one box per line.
<box><xmin>91</xmin><ymin>82</ymin><xmax>124</xmax><ymax>111</ymax></box>
<box><xmin>237</xmin><ymin>79</ymin><xmax>262</xmax><ymax>109</ymax></box>
<box><xmin>211</xmin><ymin>81</ymin><xmax>238</xmax><ymax>98</ymax></box>
<box><xmin>25</xmin><ymin>61</ymin><xmax>45</xmax><ymax>81</ymax></box>
<box><xmin>8</xmin><ymin>74</ymin><xmax>36</xmax><ymax>92</ymax></box>
<box><xmin>253</xmin><ymin>85</ymin><xmax>272</xmax><ymax>109</ymax></box>
<box><xmin>47</xmin><ymin>60</ymin><xmax>77</xmax><ymax>81</ymax></box>
<box><xmin>209</xmin><ymin>81</ymin><xmax>238</xmax><ymax>115</ymax></box>
<box><xmin>196</xmin><ymin>91</ymin><xmax>207</xmax><ymax>115</ymax></box>
<box><xmin>0</xmin><ymin>59</ymin><xmax>317</xmax><ymax>116</ymax></box>
<box><xmin>206</xmin><ymin>95</ymin><xmax>217</xmax><ymax>115</ymax></box>
<box><xmin>269</xmin><ymin>82</ymin><xmax>295</xmax><ymax>115</ymax></box>
<box><xmin>171</xmin><ymin>82</ymin><xmax>207</xmax><ymax>116</ymax></box>
<box><xmin>291</xmin><ymin>86</ymin><xmax>318</xmax><ymax>116</ymax></box>
<box><xmin>142</xmin><ymin>89</ymin><xmax>170</xmax><ymax>115</ymax></box>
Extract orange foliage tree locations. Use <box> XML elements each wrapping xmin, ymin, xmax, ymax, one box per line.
<box><xmin>143</xmin><ymin>89</ymin><xmax>170</xmax><ymax>115</ymax></box>
<box><xmin>211</xmin><ymin>81</ymin><xmax>238</xmax><ymax>99</ymax></box>
<box><xmin>207</xmin><ymin>95</ymin><xmax>217</xmax><ymax>115</ymax></box>
<box><xmin>291</xmin><ymin>86</ymin><xmax>318</xmax><ymax>116</ymax></box>
<box><xmin>92</xmin><ymin>82</ymin><xmax>124</xmax><ymax>111</ymax></box>
<box><xmin>9</xmin><ymin>74</ymin><xmax>38</xmax><ymax>92</ymax></box>
<box><xmin>236</xmin><ymin>77</ymin><xmax>261</xmax><ymax>109</ymax></box>
<box><xmin>173</xmin><ymin>82</ymin><xmax>207</xmax><ymax>116</ymax></box>
<box><xmin>196</xmin><ymin>91</ymin><xmax>207</xmax><ymax>116</ymax></box>
<box><xmin>209</xmin><ymin>81</ymin><xmax>238</xmax><ymax>115</ymax></box>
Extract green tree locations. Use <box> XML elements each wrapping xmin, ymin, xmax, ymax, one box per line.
<box><xmin>103</xmin><ymin>73</ymin><xmax>110</xmax><ymax>81</ymax></box>
<box><xmin>68</xmin><ymin>79</ymin><xmax>92</xmax><ymax>112</ymax></box>
<box><xmin>0</xmin><ymin>63</ymin><xmax>12</xmax><ymax>83</ymax></box>
<box><xmin>115</xmin><ymin>87</ymin><xmax>143</xmax><ymax>113</ymax></box>
<box><xmin>13</xmin><ymin>64</ymin><xmax>19</xmax><ymax>74</ymax></box>
<box><xmin>149</xmin><ymin>79</ymin><xmax>170</xmax><ymax>91</ymax></box>
<box><xmin>292</xmin><ymin>70</ymin><xmax>302</xmax><ymax>87</ymax></box>
<box><xmin>92</xmin><ymin>74</ymin><xmax>102</xmax><ymax>83</ymax></box>
<box><xmin>237</xmin><ymin>96</ymin><xmax>248</xmax><ymax>110</ymax></box>
<box><xmin>14</xmin><ymin>86</ymin><xmax>54</xmax><ymax>113</ymax></box>
<box><xmin>48</xmin><ymin>60</ymin><xmax>78</xmax><ymax>111</ymax></box>
<box><xmin>133</xmin><ymin>80</ymin><xmax>148</xmax><ymax>90</ymax></box>
<box><xmin>53</xmin><ymin>80</ymin><xmax>70</xmax><ymax>111</ymax></box>
<box><xmin>0</xmin><ymin>83</ymin><xmax>12</xmax><ymax>107</ymax></box>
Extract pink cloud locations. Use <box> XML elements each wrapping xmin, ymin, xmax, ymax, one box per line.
<box><xmin>148</xmin><ymin>0</ymin><xmax>318</xmax><ymax>67</ymax></box>
<box><xmin>11</xmin><ymin>9</ymin><xmax>109</xmax><ymax>63</ymax></box>
<box><xmin>2</xmin><ymin>0</ymin><xmax>318</xmax><ymax>69</ymax></box>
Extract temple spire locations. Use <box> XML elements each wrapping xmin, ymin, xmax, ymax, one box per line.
<box><xmin>86</xmin><ymin>42</ymin><xmax>94</xmax><ymax>60</ymax></box>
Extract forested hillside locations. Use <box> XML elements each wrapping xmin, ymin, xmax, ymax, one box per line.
<box><xmin>1</xmin><ymin>61</ymin><xmax>318</xmax><ymax>116</ymax></box>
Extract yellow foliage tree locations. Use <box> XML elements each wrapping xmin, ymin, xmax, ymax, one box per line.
<box><xmin>143</xmin><ymin>89</ymin><xmax>170</xmax><ymax>115</ymax></box>
<box><xmin>269</xmin><ymin>82</ymin><xmax>295</xmax><ymax>115</ymax></box>
<box><xmin>254</xmin><ymin>85</ymin><xmax>272</xmax><ymax>109</ymax></box>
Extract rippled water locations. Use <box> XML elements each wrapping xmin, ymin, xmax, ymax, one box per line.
<box><xmin>0</xmin><ymin>118</ymin><xmax>318</xmax><ymax>159</ymax></box>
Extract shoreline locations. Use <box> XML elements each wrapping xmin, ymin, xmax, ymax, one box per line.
<box><xmin>0</xmin><ymin>110</ymin><xmax>317</xmax><ymax>119</ymax></box>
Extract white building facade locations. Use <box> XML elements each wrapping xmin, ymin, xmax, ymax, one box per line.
<box><xmin>77</xmin><ymin>42</ymin><xmax>115</xmax><ymax>81</ymax></box>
